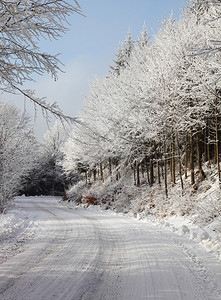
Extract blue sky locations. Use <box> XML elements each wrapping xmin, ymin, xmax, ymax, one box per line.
<box><xmin>53</xmin><ymin>0</ymin><xmax>187</xmax><ymax>63</ymax></box>
<box><xmin>7</xmin><ymin>0</ymin><xmax>187</xmax><ymax>138</ymax></box>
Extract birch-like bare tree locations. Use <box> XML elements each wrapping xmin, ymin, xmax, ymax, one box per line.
<box><xmin>0</xmin><ymin>0</ymin><xmax>82</xmax><ymax>121</ymax></box>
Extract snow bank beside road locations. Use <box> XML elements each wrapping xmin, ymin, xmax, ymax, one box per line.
<box><xmin>0</xmin><ymin>199</ymin><xmax>38</xmax><ymax>263</ymax></box>
<box><xmin>153</xmin><ymin>215</ymin><xmax>221</xmax><ymax>261</ymax></box>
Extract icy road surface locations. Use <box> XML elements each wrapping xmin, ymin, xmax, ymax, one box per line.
<box><xmin>0</xmin><ymin>197</ymin><xmax>221</xmax><ymax>300</ymax></box>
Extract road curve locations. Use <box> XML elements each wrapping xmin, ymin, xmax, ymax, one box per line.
<box><xmin>0</xmin><ymin>197</ymin><xmax>221</xmax><ymax>300</ymax></box>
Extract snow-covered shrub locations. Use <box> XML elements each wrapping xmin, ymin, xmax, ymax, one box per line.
<box><xmin>66</xmin><ymin>181</ymin><xmax>89</xmax><ymax>203</ymax></box>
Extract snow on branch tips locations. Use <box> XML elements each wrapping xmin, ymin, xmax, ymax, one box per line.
<box><xmin>187</xmin><ymin>0</ymin><xmax>221</xmax><ymax>57</ymax></box>
<box><xmin>0</xmin><ymin>0</ymin><xmax>83</xmax><ymax>122</ymax></box>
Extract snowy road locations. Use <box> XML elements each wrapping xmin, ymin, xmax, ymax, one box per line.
<box><xmin>0</xmin><ymin>197</ymin><xmax>221</xmax><ymax>300</ymax></box>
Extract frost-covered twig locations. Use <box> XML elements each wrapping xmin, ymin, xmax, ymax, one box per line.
<box><xmin>0</xmin><ymin>0</ymin><xmax>84</xmax><ymax>121</ymax></box>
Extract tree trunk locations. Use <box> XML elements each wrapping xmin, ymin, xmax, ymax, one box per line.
<box><xmin>88</xmin><ymin>170</ymin><xmax>91</xmax><ymax>183</ymax></box>
<box><xmin>93</xmin><ymin>168</ymin><xmax>97</xmax><ymax>182</ymax></box>
<box><xmin>185</xmin><ymin>134</ymin><xmax>188</xmax><ymax>179</ymax></box>
<box><xmin>215</xmin><ymin>88</ymin><xmax>220</xmax><ymax>185</ymax></box>
<box><xmin>117</xmin><ymin>172</ymin><xmax>121</xmax><ymax>181</ymax></box>
<box><xmin>171</xmin><ymin>129</ymin><xmax>176</xmax><ymax>184</ymax></box>
<box><xmin>133</xmin><ymin>162</ymin><xmax>136</xmax><ymax>186</ymax></box>
<box><xmin>141</xmin><ymin>160</ymin><xmax>145</xmax><ymax>178</ymax></box>
<box><xmin>144</xmin><ymin>156</ymin><xmax>150</xmax><ymax>185</ymax></box>
<box><xmin>109</xmin><ymin>157</ymin><xmax>112</xmax><ymax>181</ymax></box>
<box><xmin>136</xmin><ymin>162</ymin><xmax>140</xmax><ymax>187</ymax></box>
<box><xmin>204</xmin><ymin>126</ymin><xmax>207</xmax><ymax>162</ymax></box>
<box><xmin>100</xmin><ymin>163</ymin><xmax>104</xmax><ymax>183</ymax></box>
<box><xmin>114</xmin><ymin>159</ymin><xmax>120</xmax><ymax>181</ymax></box>
<box><xmin>196</xmin><ymin>130</ymin><xmax>206</xmax><ymax>180</ymax></box>
<box><xmin>170</xmin><ymin>137</ymin><xmax>173</xmax><ymax>180</ymax></box>
<box><xmin>155</xmin><ymin>142</ymin><xmax>160</xmax><ymax>185</ymax></box>
<box><xmin>150</xmin><ymin>158</ymin><xmax>154</xmax><ymax>186</ymax></box>
<box><xmin>163</xmin><ymin>136</ymin><xmax>168</xmax><ymax>198</ymax></box>
<box><xmin>190</xmin><ymin>131</ymin><xmax>195</xmax><ymax>185</ymax></box>
<box><xmin>176</xmin><ymin>130</ymin><xmax>184</xmax><ymax>193</ymax></box>
<box><xmin>161</xmin><ymin>150</ymin><xmax>164</xmax><ymax>179</ymax></box>
<box><xmin>214</xmin><ymin>128</ymin><xmax>217</xmax><ymax>165</ymax></box>
<box><xmin>207</xmin><ymin>121</ymin><xmax>211</xmax><ymax>167</ymax></box>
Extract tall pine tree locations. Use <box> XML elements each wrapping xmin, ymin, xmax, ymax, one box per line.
<box><xmin>110</xmin><ymin>31</ymin><xmax>134</xmax><ymax>75</ymax></box>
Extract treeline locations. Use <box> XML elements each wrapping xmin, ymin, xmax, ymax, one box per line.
<box><xmin>62</xmin><ymin>1</ymin><xmax>221</xmax><ymax>199</ymax></box>
<box><xmin>0</xmin><ymin>106</ymin><xmax>70</xmax><ymax>213</ymax></box>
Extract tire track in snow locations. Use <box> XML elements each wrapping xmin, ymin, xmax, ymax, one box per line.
<box><xmin>155</xmin><ymin>223</ymin><xmax>221</xmax><ymax>300</ymax></box>
<box><xmin>0</xmin><ymin>203</ymin><xmax>60</xmax><ymax>294</ymax></box>
<box><xmin>174</xmin><ymin>239</ymin><xmax>221</xmax><ymax>300</ymax></box>
<box><xmin>70</xmin><ymin>212</ymin><xmax>126</xmax><ymax>300</ymax></box>
<box><xmin>116</xmin><ymin>219</ymin><xmax>186</xmax><ymax>300</ymax></box>
<box><xmin>0</xmin><ymin>200</ymin><xmax>125</xmax><ymax>300</ymax></box>
<box><xmin>0</xmin><ymin>201</ymin><xmax>74</xmax><ymax>299</ymax></box>
<box><xmin>1</xmin><ymin>198</ymin><xmax>221</xmax><ymax>300</ymax></box>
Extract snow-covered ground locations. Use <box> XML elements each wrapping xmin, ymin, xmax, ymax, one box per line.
<box><xmin>69</xmin><ymin>165</ymin><xmax>221</xmax><ymax>264</ymax></box>
<box><xmin>0</xmin><ymin>196</ymin><xmax>221</xmax><ymax>300</ymax></box>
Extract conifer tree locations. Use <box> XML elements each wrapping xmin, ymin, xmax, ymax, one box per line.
<box><xmin>110</xmin><ymin>31</ymin><xmax>134</xmax><ymax>75</ymax></box>
<box><xmin>137</xmin><ymin>22</ymin><xmax>150</xmax><ymax>48</ymax></box>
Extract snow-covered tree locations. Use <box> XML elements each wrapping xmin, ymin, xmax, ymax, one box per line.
<box><xmin>137</xmin><ymin>22</ymin><xmax>150</xmax><ymax>48</ymax></box>
<box><xmin>22</xmin><ymin>121</ymin><xmax>70</xmax><ymax>196</ymax></box>
<box><xmin>110</xmin><ymin>31</ymin><xmax>134</xmax><ymax>75</ymax></box>
<box><xmin>62</xmin><ymin>0</ymin><xmax>221</xmax><ymax>204</ymax></box>
<box><xmin>0</xmin><ymin>101</ymin><xmax>38</xmax><ymax>212</ymax></box>
<box><xmin>0</xmin><ymin>0</ymin><xmax>82</xmax><ymax>121</ymax></box>
<box><xmin>188</xmin><ymin>0</ymin><xmax>221</xmax><ymax>56</ymax></box>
